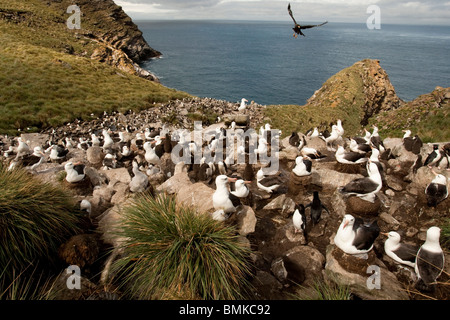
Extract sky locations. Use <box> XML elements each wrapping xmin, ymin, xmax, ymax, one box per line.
<box><xmin>113</xmin><ymin>0</ymin><xmax>450</xmax><ymax>25</ymax></box>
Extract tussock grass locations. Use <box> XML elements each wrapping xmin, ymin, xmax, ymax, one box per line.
<box><xmin>0</xmin><ymin>165</ymin><xmax>81</xmax><ymax>285</ymax></box>
<box><xmin>110</xmin><ymin>193</ymin><xmax>254</xmax><ymax>300</ymax></box>
<box><xmin>291</xmin><ymin>277</ymin><xmax>351</xmax><ymax>300</ymax></box>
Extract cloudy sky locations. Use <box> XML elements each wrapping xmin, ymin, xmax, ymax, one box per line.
<box><xmin>113</xmin><ymin>0</ymin><xmax>450</xmax><ymax>25</ymax></box>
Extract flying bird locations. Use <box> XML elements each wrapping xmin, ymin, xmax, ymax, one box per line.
<box><xmin>288</xmin><ymin>3</ymin><xmax>328</xmax><ymax>38</ymax></box>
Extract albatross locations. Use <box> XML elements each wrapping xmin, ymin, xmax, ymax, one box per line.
<box><xmin>288</xmin><ymin>3</ymin><xmax>328</xmax><ymax>38</ymax></box>
<box><xmin>292</xmin><ymin>155</ymin><xmax>312</xmax><ymax>177</ymax></box>
<box><xmin>382</xmin><ymin>231</ymin><xmax>419</xmax><ymax>268</ymax></box>
<box><xmin>212</xmin><ymin>175</ymin><xmax>241</xmax><ymax>215</ymax></box>
<box><xmin>338</xmin><ymin>160</ymin><xmax>383</xmax><ymax>202</ymax></box>
<box><xmin>256</xmin><ymin>168</ymin><xmax>283</xmax><ymax>194</ymax></box>
<box><xmin>65</xmin><ymin>162</ymin><xmax>86</xmax><ymax>183</ymax></box>
<box><xmin>334</xmin><ymin>214</ymin><xmax>380</xmax><ymax>255</ymax></box>
<box><xmin>425</xmin><ymin>170</ymin><xmax>448</xmax><ymax>207</ymax></box>
<box><xmin>415</xmin><ymin>226</ymin><xmax>445</xmax><ymax>292</ymax></box>
<box><xmin>238</xmin><ymin>98</ymin><xmax>248</xmax><ymax>111</ymax></box>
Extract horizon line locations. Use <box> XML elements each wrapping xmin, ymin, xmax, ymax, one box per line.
<box><xmin>132</xmin><ymin>18</ymin><xmax>450</xmax><ymax>27</ymax></box>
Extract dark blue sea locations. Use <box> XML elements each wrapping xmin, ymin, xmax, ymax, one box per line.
<box><xmin>138</xmin><ymin>20</ymin><xmax>450</xmax><ymax>105</ymax></box>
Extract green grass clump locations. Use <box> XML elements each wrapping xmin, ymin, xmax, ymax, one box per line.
<box><xmin>292</xmin><ymin>277</ymin><xmax>351</xmax><ymax>300</ymax></box>
<box><xmin>0</xmin><ymin>165</ymin><xmax>81</xmax><ymax>286</ymax></box>
<box><xmin>110</xmin><ymin>193</ymin><xmax>254</xmax><ymax>300</ymax></box>
<box><xmin>441</xmin><ymin>218</ymin><xmax>450</xmax><ymax>250</ymax></box>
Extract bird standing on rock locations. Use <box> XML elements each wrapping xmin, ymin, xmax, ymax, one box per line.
<box><xmin>415</xmin><ymin>226</ymin><xmax>445</xmax><ymax>292</ymax></box>
<box><xmin>238</xmin><ymin>98</ymin><xmax>248</xmax><ymax>112</ymax></box>
<box><xmin>292</xmin><ymin>203</ymin><xmax>306</xmax><ymax>234</ymax></box>
<box><xmin>212</xmin><ymin>175</ymin><xmax>241</xmax><ymax>216</ymax></box>
<box><xmin>129</xmin><ymin>161</ymin><xmax>149</xmax><ymax>193</ymax></box>
<box><xmin>423</xmin><ymin>144</ymin><xmax>443</xmax><ymax>168</ymax></box>
<box><xmin>425</xmin><ymin>170</ymin><xmax>448</xmax><ymax>207</ymax></box>
<box><xmin>305</xmin><ymin>191</ymin><xmax>329</xmax><ymax>225</ymax></box>
<box><xmin>382</xmin><ymin>231</ymin><xmax>419</xmax><ymax>268</ymax></box>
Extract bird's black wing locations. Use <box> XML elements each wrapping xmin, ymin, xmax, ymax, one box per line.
<box><xmin>300</xmin><ymin>21</ymin><xmax>328</xmax><ymax>29</ymax></box>
<box><xmin>393</xmin><ymin>243</ymin><xmax>419</xmax><ymax>264</ymax></box>
<box><xmin>287</xmin><ymin>3</ymin><xmax>297</xmax><ymax>25</ymax></box>
<box><xmin>229</xmin><ymin>192</ymin><xmax>241</xmax><ymax>208</ymax></box>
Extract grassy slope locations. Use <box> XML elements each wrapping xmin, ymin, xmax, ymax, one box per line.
<box><xmin>0</xmin><ymin>0</ymin><xmax>190</xmax><ymax>135</ymax></box>
<box><xmin>264</xmin><ymin>62</ymin><xmax>449</xmax><ymax>142</ymax></box>
<box><xmin>370</xmin><ymin>88</ymin><xmax>450</xmax><ymax>143</ymax></box>
<box><xmin>263</xmin><ymin>62</ymin><xmax>368</xmax><ymax>138</ymax></box>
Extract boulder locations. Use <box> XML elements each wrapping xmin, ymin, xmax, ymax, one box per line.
<box><xmin>46</xmin><ymin>267</ymin><xmax>98</xmax><ymax>300</ymax></box>
<box><xmin>272</xmin><ymin>246</ymin><xmax>326</xmax><ymax>286</ymax></box>
<box><xmin>233</xmin><ymin>205</ymin><xmax>257</xmax><ymax>236</ymax></box>
<box><xmin>86</xmin><ymin>146</ymin><xmax>105</xmax><ymax>167</ymax></box>
<box><xmin>262</xmin><ymin>194</ymin><xmax>296</xmax><ymax>218</ymax></box>
<box><xmin>156</xmin><ymin>165</ymin><xmax>191</xmax><ymax>195</ymax></box>
<box><xmin>315</xmin><ymin>168</ymin><xmax>364</xmax><ymax>192</ymax></box>
<box><xmin>85</xmin><ymin>166</ymin><xmax>107</xmax><ymax>187</ymax></box>
<box><xmin>287</xmin><ymin>171</ymin><xmax>315</xmax><ymax>195</ymax></box>
<box><xmin>176</xmin><ymin>182</ymin><xmax>215</xmax><ymax>214</ymax></box>
<box><xmin>324</xmin><ymin>245</ymin><xmax>409</xmax><ymax>300</ymax></box>
<box><xmin>278</xmin><ymin>146</ymin><xmax>300</xmax><ymax>161</ymax></box>
<box><xmin>223</xmin><ymin>114</ymin><xmax>249</xmax><ymax>126</ymax></box>
<box><xmin>20</xmin><ymin>133</ymin><xmax>50</xmax><ymax>149</ymax></box>
<box><xmin>251</xmin><ymin>271</ymin><xmax>283</xmax><ymax>300</ymax></box>
<box><xmin>97</xmin><ymin>199</ymin><xmax>134</xmax><ymax>248</ymax></box>
<box><xmin>101</xmin><ymin>167</ymin><xmax>132</xmax><ymax>185</ymax></box>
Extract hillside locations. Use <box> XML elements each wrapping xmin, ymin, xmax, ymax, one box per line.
<box><xmin>0</xmin><ymin>0</ymin><xmax>191</xmax><ymax>135</ymax></box>
<box><xmin>371</xmin><ymin>86</ymin><xmax>450</xmax><ymax>142</ymax></box>
<box><xmin>264</xmin><ymin>60</ymin><xmax>449</xmax><ymax>141</ymax></box>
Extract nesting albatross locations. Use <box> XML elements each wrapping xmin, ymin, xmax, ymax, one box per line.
<box><xmin>334</xmin><ymin>214</ymin><xmax>380</xmax><ymax>255</ymax></box>
<box><xmin>338</xmin><ymin>160</ymin><xmax>382</xmax><ymax>203</ymax></box>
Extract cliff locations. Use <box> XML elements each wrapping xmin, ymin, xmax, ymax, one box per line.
<box><xmin>0</xmin><ymin>0</ymin><xmax>191</xmax><ymax>135</ymax></box>
<box><xmin>265</xmin><ymin>58</ymin><xmax>449</xmax><ymax>141</ymax></box>
<box><xmin>306</xmin><ymin>59</ymin><xmax>401</xmax><ymax>126</ymax></box>
<box><xmin>0</xmin><ymin>0</ymin><xmax>159</xmax><ymax>80</ymax></box>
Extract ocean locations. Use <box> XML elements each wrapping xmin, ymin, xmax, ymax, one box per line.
<box><xmin>138</xmin><ymin>20</ymin><xmax>450</xmax><ymax>106</ymax></box>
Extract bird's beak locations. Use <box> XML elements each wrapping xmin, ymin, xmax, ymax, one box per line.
<box><xmin>244</xmin><ymin>181</ymin><xmax>252</xmax><ymax>184</ymax></box>
<box><xmin>380</xmin><ymin>232</ymin><xmax>389</xmax><ymax>237</ymax></box>
<box><xmin>228</xmin><ymin>177</ymin><xmax>237</xmax><ymax>183</ymax></box>
<box><xmin>343</xmin><ymin>220</ymin><xmax>349</xmax><ymax>229</ymax></box>
<box><xmin>74</xmin><ymin>161</ymin><xmax>82</xmax><ymax>166</ymax></box>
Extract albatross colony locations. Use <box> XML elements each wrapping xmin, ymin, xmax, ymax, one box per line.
<box><xmin>1</xmin><ymin>97</ymin><xmax>449</xmax><ymax>299</ymax></box>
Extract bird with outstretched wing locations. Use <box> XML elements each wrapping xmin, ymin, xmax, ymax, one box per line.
<box><xmin>288</xmin><ymin>3</ymin><xmax>328</xmax><ymax>38</ymax></box>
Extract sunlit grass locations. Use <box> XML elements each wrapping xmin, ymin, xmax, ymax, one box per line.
<box><xmin>0</xmin><ymin>0</ymin><xmax>191</xmax><ymax>135</ymax></box>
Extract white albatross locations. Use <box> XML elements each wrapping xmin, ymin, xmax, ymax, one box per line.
<box><xmin>382</xmin><ymin>231</ymin><xmax>419</xmax><ymax>268</ymax></box>
<box><xmin>334</xmin><ymin>214</ymin><xmax>380</xmax><ymax>255</ymax></box>
<box><xmin>212</xmin><ymin>175</ymin><xmax>240</xmax><ymax>215</ymax></box>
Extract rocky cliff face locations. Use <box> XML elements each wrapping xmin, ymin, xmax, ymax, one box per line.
<box><xmin>0</xmin><ymin>0</ymin><xmax>160</xmax><ymax>81</ymax></box>
<box><xmin>45</xmin><ymin>0</ymin><xmax>160</xmax><ymax>80</ymax></box>
<box><xmin>47</xmin><ymin>0</ymin><xmax>160</xmax><ymax>63</ymax></box>
<box><xmin>307</xmin><ymin>59</ymin><xmax>401</xmax><ymax>126</ymax></box>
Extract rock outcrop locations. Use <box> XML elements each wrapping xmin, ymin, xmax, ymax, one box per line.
<box><xmin>307</xmin><ymin>59</ymin><xmax>400</xmax><ymax>127</ymax></box>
